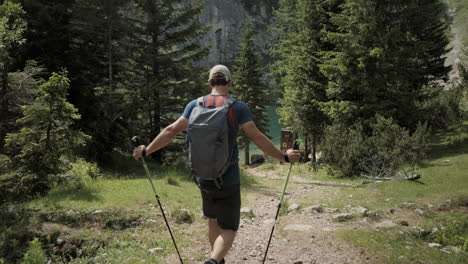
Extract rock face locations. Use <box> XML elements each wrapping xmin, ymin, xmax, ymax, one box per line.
<box><xmin>198</xmin><ymin>0</ymin><xmax>277</xmax><ymax>67</ymax></box>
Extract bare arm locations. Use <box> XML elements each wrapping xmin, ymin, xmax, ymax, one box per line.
<box><xmin>133</xmin><ymin>116</ymin><xmax>188</xmax><ymax>159</ymax></box>
<box><xmin>241</xmin><ymin>121</ymin><xmax>300</xmax><ymax>162</ymax></box>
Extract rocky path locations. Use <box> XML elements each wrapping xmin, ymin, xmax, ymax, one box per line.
<box><xmin>167</xmin><ymin>168</ymin><xmax>378</xmax><ymax>263</ymax></box>
<box><xmin>223</xmin><ymin>168</ymin><xmax>371</xmax><ymax>264</ymax></box>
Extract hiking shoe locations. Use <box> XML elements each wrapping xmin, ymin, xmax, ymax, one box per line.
<box><xmin>204</xmin><ymin>258</ymin><xmax>225</xmax><ymax>264</ymax></box>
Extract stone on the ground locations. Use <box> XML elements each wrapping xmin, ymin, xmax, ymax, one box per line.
<box><xmin>352</xmin><ymin>206</ymin><xmax>369</xmax><ymax>215</ymax></box>
<box><xmin>399</xmin><ymin>220</ymin><xmax>409</xmax><ymax>226</ymax></box>
<box><xmin>443</xmin><ymin>246</ymin><xmax>461</xmax><ymax>254</ymax></box>
<box><xmin>148</xmin><ymin>248</ymin><xmax>164</xmax><ymax>255</ymax></box>
<box><xmin>325</xmin><ymin>208</ymin><xmax>340</xmax><ymax>213</ymax></box>
<box><xmin>66</xmin><ymin>210</ymin><xmax>77</xmax><ymax>215</ymax></box>
<box><xmin>173</xmin><ymin>208</ymin><xmax>193</xmax><ymax>224</ymax></box>
<box><xmin>56</xmin><ymin>239</ymin><xmax>65</xmax><ymax>247</ymax></box>
<box><xmin>374</xmin><ymin>220</ymin><xmax>397</xmax><ymax>228</ymax></box>
<box><xmin>293</xmin><ymin>261</ymin><xmax>303</xmax><ymax>264</ymax></box>
<box><xmin>400</xmin><ymin>202</ymin><xmax>416</xmax><ymax>209</ymax></box>
<box><xmin>88</xmin><ymin>210</ymin><xmax>105</xmax><ymax>221</ymax></box>
<box><xmin>428</xmin><ymin>243</ymin><xmax>442</xmax><ymax>248</ymax></box>
<box><xmin>415</xmin><ymin>208</ymin><xmax>426</xmax><ymax>216</ymax></box>
<box><xmin>364</xmin><ymin>210</ymin><xmax>382</xmax><ymax>219</ymax></box>
<box><xmin>333</xmin><ymin>213</ymin><xmax>354</xmax><ymax>222</ymax></box>
<box><xmin>388</xmin><ymin>208</ymin><xmax>396</xmax><ymax>214</ymax></box>
<box><xmin>431</xmin><ymin>227</ymin><xmax>439</xmax><ymax>234</ymax></box>
<box><xmin>145</xmin><ymin>219</ymin><xmax>157</xmax><ymax>224</ymax></box>
<box><xmin>302</xmin><ymin>205</ymin><xmax>324</xmax><ymax>213</ymax></box>
<box><xmin>283</xmin><ymin>224</ymin><xmax>314</xmax><ymax>231</ymax></box>
<box><xmin>240</xmin><ymin>207</ymin><xmax>255</xmax><ymax>218</ymax></box>
<box><xmin>287</xmin><ymin>203</ymin><xmax>300</xmax><ymax>212</ymax></box>
<box><xmin>438</xmin><ymin>199</ymin><xmax>453</xmax><ymax>210</ymax></box>
<box><xmin>250</xmin><ymin>154</ymin><xmax>265</xmax><ymax>164</ymax></box>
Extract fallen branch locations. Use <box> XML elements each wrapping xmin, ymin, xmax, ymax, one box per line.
<box><xmin>298</xmin><ymin>180</ymin><xmax>358</xmax><ymax>187</ymax></box>
<box><xmin>360</xmin><ymin>174</ymin><xmax>421</xmax><ymax>181</ymax></box>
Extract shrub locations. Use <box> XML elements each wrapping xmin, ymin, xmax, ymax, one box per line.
<box><xmin>320</xmin><ymin>122</ymin><xmax>366</xmax><ymax>177</ymax></box>
<box><xmin>0</xmin><ymin>172</ymin><xmax>47</xmax><ymax>203</ymax></box>
<box><xmin>321</xmin><ymin>115</ymin><xmax>429</xmax><ymax>178</ymax></box>
<box><xmin>20</xmin><ymin>238</ymin><xmax>47</xmax><ymax>264</ymax></box>
<box><xmin>56</xmin><ymin>159</ymin><xmax>99</xmax><ymax>191</ymax></box>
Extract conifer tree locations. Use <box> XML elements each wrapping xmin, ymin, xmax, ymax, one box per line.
<box><xmin>5</xmin><ymin>71</ymin><xmax>89</xmax><ymax>188</ymax></box>
<box><xmin>130</xmin><ymin>0</ymin><xmax>209</xmax><ymax>160</ymax></box>
<box><xmin>0</xmin><ymin>0</ymin><xmax>27</xmax><ymax>152</ymax></box>
<box><xmin>67</xmin><ymin>0</ymin><xmax>134</xmax><ymax>160</ymax></box>
<box><xmin>232</xmin><ymin>20</ymin><xmax>269</xmax><ymax>165</ymax></box>
<box><xmin>320</xmin><ymin>0</ymin><xmax>450</xmax><ymax>129</ymax></box>
<box><xmin>271</xmin><ymin>0</ymin><xmax>330</xmax><ymax>164</ymax></box>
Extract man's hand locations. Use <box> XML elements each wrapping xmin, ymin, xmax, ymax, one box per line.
<box><xmin>285</xmin><ymin>148</ymin><xmax>301</xmax><ymax>163</ymax></box>
<box><xmin>133</xmin><ymin>145</ymin><xmax>145</xmax><ymax>160</ymax></box>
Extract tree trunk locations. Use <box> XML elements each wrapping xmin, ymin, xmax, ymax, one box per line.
<box><xmin>244</xmin><ymin>140</ymin><xmax>250</xmax><ymax>165</ymax></box>
<box><xmin>311</xmin><ymin>135</ymin><xmax>317</xmax><ymax>172</ymax></box>
<box><xmin>108</xmin><ymin>21</ymin><xmax>113</xmax><ymax>88</ymax></box>
<box><xmin>304</xmin><ymin>133</ymin><xmax>309</xmax><ymax>162</ymax></box>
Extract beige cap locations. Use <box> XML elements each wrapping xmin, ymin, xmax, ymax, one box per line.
<box><xmin>208</xmin><ymin>64</ymin><xmax>231</xmax><ymax>81</ymax></box>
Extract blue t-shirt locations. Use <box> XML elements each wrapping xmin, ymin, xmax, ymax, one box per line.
<box><xmin>182</xmin><ymin>95</ymin><xmax>253</xmax><ymax>186</ymax></box>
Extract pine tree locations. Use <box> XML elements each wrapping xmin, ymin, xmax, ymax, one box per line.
<box><xmin>5</xmin><ymin>70</ymin><xmax>89</xmax><ymax>190</ymax></box>
<box><xmin>0</xmin><ymin>0</ymin><xmax>27</xmax><ymax>152</ymax></box>
<box><xmin>270</xmin><ymin>0</ymin><xmax>330</xmax><ymax>164</ymax></box>
<box><xmin>129</xmin><ymin>0</ymin><xmax>209</xmax><ymax>160</ymax></box>
<box><xmin>320</xmin><ymin>0</ymin><xmax>450</xmax><ymax>129</ymax></box>
<box><xmin>67</xmin><ymin>0</ymin><xmax>135</xmax><ymax>160</ymax></box>
<box><xmin>232</xmin><ymin>20</ymin><xmax>269</xmax><ymax>165</ymax></box>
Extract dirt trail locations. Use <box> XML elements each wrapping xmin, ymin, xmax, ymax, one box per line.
<box><xmin>168</xmin><ymin>168</ymin><xmax>374</xmax><ymax>264</ymax></box>
<box><xmin>225</xmin><ymin>169</ymin><xmax>369</xmax><ymax>264</ymax></box>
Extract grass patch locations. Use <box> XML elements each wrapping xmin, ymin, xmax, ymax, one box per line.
<box><xmin>336</xmin><ymin>228</ymin><xmax>466</xmax><ymax>264</ymax></box>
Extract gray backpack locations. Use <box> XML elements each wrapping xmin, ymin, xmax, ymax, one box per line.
<box><xmin>187</xmin><ymin>96</ymin><xmax>236</xmax><ymax>187</ymax></box>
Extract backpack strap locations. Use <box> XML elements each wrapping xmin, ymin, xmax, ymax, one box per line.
<box><xmin>196</xmin><ymin>97</ymin><xmax>204</xmax><ymax>108</ymax></box>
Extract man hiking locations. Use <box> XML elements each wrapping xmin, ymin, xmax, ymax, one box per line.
<box><xmin>133</xmin><ymin>64</ymin><xmax>301</xmax><ymax>264</ymax></box>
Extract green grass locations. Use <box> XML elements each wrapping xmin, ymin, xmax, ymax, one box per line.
<box><xmin>321</xmin><ymin>122</ymin><xmax>468</xmax><ymax>263</ymax></box>
<box><xmin>336</xmin><ymin>228</ymin><xmax>466</xmax><ymax>264</ymax></box>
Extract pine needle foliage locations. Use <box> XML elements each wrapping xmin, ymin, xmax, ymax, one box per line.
<box><xmin>5</xmin><ymin>71</ymin><xmax>89</xmax><ymax>192</ymax></box>
<box><xmin>232</xmin><ymin>20</ymin><xmax>269</xmax><ymax>165</ymax></box>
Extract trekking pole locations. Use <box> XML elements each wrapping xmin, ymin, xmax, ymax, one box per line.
<box><xmin>132</xmin><ymin>138</ymin><xmax>184</xmax><ymax>264</ymax></box>
<box><xmin>262</xmin><ymin>141</ymin><xmax>299</xmax><ymax>264</ymax></box>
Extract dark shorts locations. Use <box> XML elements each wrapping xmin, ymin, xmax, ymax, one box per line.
<box><xmin>200</xmin><ymin>184</ymin><xmax>241</xmax><ymax>231</ymax></box>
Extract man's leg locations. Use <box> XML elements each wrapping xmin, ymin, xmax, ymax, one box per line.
<box><xmin>209</xmin><ymin>227</ymin><xmax>236</xmax><ymax>262</ymax></box>
<box><xmin>208</xmin><ymin>218</ymin><xmax>221</xmax><ymax>249</ymax></box>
